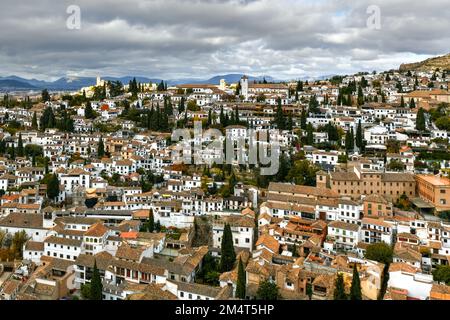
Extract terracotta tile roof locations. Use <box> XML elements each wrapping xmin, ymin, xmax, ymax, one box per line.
<box><xmin>84</xmin><ymin>222</ymin><xmax>109</xmax><ymax>237</ymax></box>
<box><xmin>115</xmin><ymin>243</ymin><xmax>146</xmax><ymax>262</ymax></box>
<box><xmin>256</xmin><ymin>234</ymin><xmax>280</xmax><ymax>253</ymax></box>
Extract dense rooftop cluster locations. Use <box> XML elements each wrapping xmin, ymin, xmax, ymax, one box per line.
<box><xmin>0</xmin><ymin>66</ymin><xmax>450</xmax><ymax>301</ymax></box>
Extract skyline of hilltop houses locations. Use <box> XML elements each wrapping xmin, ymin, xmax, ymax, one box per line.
<box><xmin>0</xmin><ymin>67</ymin><xmax>450</xmax><ymax>300</ymax></box>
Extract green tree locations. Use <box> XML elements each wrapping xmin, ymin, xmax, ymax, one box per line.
<box><xmin>17</xmin><ymin>133</ymin><xmax>24</xmax><ymax>157</ymax></box>
<box><xmin>256</xmin><ymin>280</ymin><xmax>279</xmax><ymax>300</ymax></box>
<box><xmin>274</xmin><ymin>98</ymin><xmax>286</xmax><ymax>130</ymax></box>
<box><xmin>47</xmin><ymin>173</ymin><xmax>60</xmax><ymax>200</ymax></box>
<box><xmin>9</xmin><ymin>145</ymin><xmax>16</xmax><ymax>160</ymax></box>
<box><xmin>286</xmin><ymin>160</ymin><xmax>319</xmax><ymax>186</ymax></box>
<box><xmin>148</xmin><ymin>209</ymin><xmax>155</xmax><ymax>233</ymax></box>
<box><xmin>32</xmin><ymin>111</ymin><xmax>38</xmax><ymax>130</ymax></box>
<box><xmin>350</xmin><ymin>264</ymin><xmax>362</xmax><ymax>300</ymax></box>
<box><xmin>306</xmin><ymin>123</ymin><xmax>314</xmax><ymax>145</ymax></box>
<box><xmin>306</xmin><ymin>283</ymin><xmax>313</xmax><ymax>300</ymax></box>
<box><xmin>365</xmin><ymin>242</ymin><xmax>393</xmax><ymax>264</ymax></box>
<box><xmin>219</xmin><ymin>223</ymin><xmax>236</xmax><ymax>272</ymax></box>
<box><xmin>81</xmin><ymin>284</ymin><xmax>92</xmax><ymax>300</ymax></box>
<box><xmin>98</xmin><ymin>136</ymin><xmax>105</xmax><ymax>158</ymax></box>
<box><xmin>333</xmin><ymin>273</ymin><xmax>347</xmax><ymax>300</ymax></box>
<box><xmin>41</xmin><ymin>89</ymin><xmax>50</xmax><ymax>102</ymax></box>
<box><xmin>300</xmin><ymin>108</ymin><xmax>307</xmax><ymax>130</ymax></box>
<box><xmin>90</xmin><ymin>260</ymin><xmax>103</xmax><ymax>300</ymax></box>
<box><xmin>356</xmin><ymin>120</ymin><xmax>364</xmax><ymax>151</ymax></box>
<box><xmin>400</xmin><ymin>96</ymin><xmax>405</xmax><ymax>108</ymax></box>
<box><xmin>309</xmin><ymin>95</ymin><xmax>319</xmax><ymax>113</ymax></box>
<box><xmin>345</xmin><ymin>129</ymin><xmax>355</xmax><ymax>153</ymax></box>
<box><xmin>357</xmin><ymin>86</ymin><xmax>364</xmax><ymax>106</ymax></box>
<box><xmin>235</xmin><ymin>258</ymin><xmax>246</xmax><ymax>299</ymax></box>
<box><xmin>416</xmin><ymin>108</ymin><xmax>426</xmax><ymax>131</ymax></box>
<box><xmin>432</xmin><ymin>265</ymin><xmax>450</xmax><ymax>285</ymax></box>
<box><xmin>85</xmin><ymin>102</ymin><xmax>97</xmax><ymax>119</ymax></box>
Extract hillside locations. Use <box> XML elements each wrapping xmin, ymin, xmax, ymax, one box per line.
<box><xmin>399</xmin><ymin>53</ymin><xmax>450</xmax><ymax>72</ymax></box>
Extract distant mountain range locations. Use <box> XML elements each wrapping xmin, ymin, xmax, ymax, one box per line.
<box><xmin>399</xmin><ymin>53</ymin><xmax>450</xmax><ymax>72</ymax></box>
<box><xmin>0</xmin><ymin>74</ymin><xmax>280</xmax><ymax>92</ymax></box>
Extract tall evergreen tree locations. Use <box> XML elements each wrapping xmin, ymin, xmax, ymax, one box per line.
<box><xmin>9</xmin><ymin>145</ymin><xmax>15</xmax><ymax>160</ymax></box>
<box><xmin>416</xmin><ymin>108</ymin><xmax>426</xmax><ymax>131</ymax></box>
<box><xmin>333</xmin><ymin>273</ymin><xmax>347</xmax><ymax>300</ymax></box>
<box><xmin>356</xmin><ymin>120</ymin><xmax>364</xmax><ymax>151</ymax></box>
<box><xmin>357</xmin><ymin>86</ymin><xmax>364</xmax><ymax>106</ymax></box>
<box><xmin>274</xmin><ymin>98</ymin><xmax>286</xmax><ymax>130</ymax></box>
<box><xmin>306</xmin><ymin>123</ymin><xmax>314</xmax><ymax>145</ymax></box>
<box><xmin>345</xmin><ymin>130</ymin><xmax>352</xmax><ymax>152</ymax></box>
<box><xmin>309</xmin><ymin>95</ymin><xmax>319</xmax><ymax>114</ymax></box>
<box><xmin>409</xmin><ymin>98</ymin><xmax>416</xmax><ymax>109</ymax></box>
<box><xmin>179</xmin><ymin>97</ymin><xmax>185</xmax><ymax>113</ymax></box>
<box><xmin>400</xmin><ymin>96</ymin><xmax>405</xmax><ymax>108</ymax></box>
<box><xmin>236</xmin><ymin>258</ymin><xmax>246</xmax><ymax>299</ymax></box>
<box><xmin>148</xmin><ymin>209</ymin><xmax>155</xmax><ymax>233</ymax></box>
<box><xmin>350</xmin><ymin>264</ymin><xmax>362</xmax><ymax>300</ymax></box>
<box><xmin>17</xmin><ymin>133</ymin><xmax>24</xmax><ymax>157</ymax></box>
<box><xmin>220</xmin><ymin>223</ymin><xmax>236</xmax><ymax>272</ymax></box>
<box><xmin>47</xmin><ymin>173</ymin><xmax>60</xmax><ymax>200</ymax></box>
<box><xmin>98</xmin><ymin>136</ymin><xmax>105</xmax><ymax>158</ymax></box>
<box><xmin>286</xmin><ymin>114</ymin><xmax>293</xmax><ymax>131</ymax></box>
<box><xmin>32</xmin><ymin>111</ymin><xmax>38</xmax><ymax>130</ymax></box>
<box><xmin>85</xmin><ymin>102</ymin><xmax>96</xmax><ymax>119</ymax></box>
<box><xmin>44</xmin><ymin>157</ymin><xmax>49</xmax><ymax>175</ymax></box>
<box><xmin>90</xmin><ymin>260</ymin><xmax>103</xmax><ymax>300</ymax></box>
<box><xmin>300</xmin><ymin>108</ymin><xmax>307</xmax><ymax>130</ymax></box>
<box><xmin>234</xmin><ymin>106</ymin><xmax>240</xmax><ymax>124</ymax></box>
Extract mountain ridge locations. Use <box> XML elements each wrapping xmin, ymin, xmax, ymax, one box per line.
<box><xmin>399</xmin><ymin>53</ymin><xmax>450</xmax><ymax>72</ymax></box>
<box><xmin>0</xmin><ymin>74</ymin><xmax>280</xmax><ymax>91</ymax></box>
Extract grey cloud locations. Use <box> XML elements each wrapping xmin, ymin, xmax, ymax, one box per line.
<box><xmin>0</xmin><ymin>0</ymin><xmax>448</xmax><ymax>81</ymax></box>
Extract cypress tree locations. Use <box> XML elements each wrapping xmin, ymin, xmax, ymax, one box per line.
<box><xmin>356</xmin><ymin>120</ymin><xmax>363</xmax><ymax>151</ymax></box>
<box><xmin>416</xmin><ymin>108</ymin><xmax>426</xmax><ymax>131</ymax></box>
<box><xmin>350</xmin><ymin>264</ymin><xmax>362</xmax><ymax>300</ymax></box>
<box><xmin>32</xmin><ymin>111</ymin><xmax>38</xmax><ymax>130</ymax></box>
<box><xmin>300</xmin><ymin>108</ymin><xmax>307</xmax><ymax>130</ymax></box>
<box><xmin>44</xmin><ymin>157</ymin><xmax>49</xmax><ymax>175</ymax></box>
<box><xmin>287</xmin><ymin>114</ymin><xmax>293</xmax><ymax>131</ymax></box>
<box><xmin>236</xmin><ymin>258</ymin><xmax>246</xmax><ymax>299</ymax></box>
<box><xmin>357</xmin><ymin>86</ymin><xmax>364</xmax><ymax>106</ymax></box>
<box><xmin>274</xmin><ymin>98</ymin><xmax>286</xmax><ymax>130</ymax></box>
<box><xmin>47</xmin><ymin>173</ymin><xmax>60</xmax><ymax>200</ymax></box>
<box><xmin>85</xmin><ymin>102</ymin><xmax>96</xmax><ymax>119</ymax></box>
<box><xmin>148</xmin><ymin>209</ymin><xmax>155</xmax><ymax>233</ymax></box>
<box><xmin>235</xmin><ymin>106</ymin><xmax>240</xmax><ymax>124</ymax></box>
<box><xmin>345</xmin><ymin>129</ymin><xmax>354</xmax><ymax>153</ymax></box>
<box><xmin>220</xmin><ymin>223</ymin><xmax>236</xmax><ymax>272</ymax></box>
<box><xmin>410</xmin><ymin>98</ymin><xmax>416</xmax><ymax>109</ymax></box>
<box><xmin>17</xmin><ymin>133</ymin><xmax>24</xmax><ymax>157</ymax></box>
<box><xmin>9</xmin><ymin>145</ymin><xmax>15</xmax><ymax>160</ymax></box>
<box><xmin>333</xmin><ymin>273</ymin><xmax>347</xmax><ymax>300</ymax></box>
<box><xmin>306</xmin><ymin>123</ymin><xmax>314</xmax><ymax>145</ymax></box>
<box><xmin>309</xmin><ymin>95</ymin><xmax>319</xmax><ymax>113</ymax></box>
<box><xmin>179</xmin><ymin>97</ymin><xmax>185</xmax><ymax>113</ymax></box>
<box><xmin>98</xmin><ymin>136</ymin><xmax>105</xmax><ymax>158</ymax></box>
<box><xmin>90</xmin><ymin>260</ymin><xmax>103</xmax><ymax>300</ymax></box>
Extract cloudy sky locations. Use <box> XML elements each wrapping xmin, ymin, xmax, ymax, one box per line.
<box><xmin>0</xmin><ymin>0</ymin><xmax>449</xmax><ymax>81</ymax></box>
